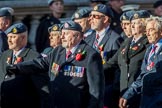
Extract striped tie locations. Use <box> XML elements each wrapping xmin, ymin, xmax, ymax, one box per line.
<box><xmin>148</xmin><ymin>45</ymin><xmax>157</xmax><ymax>64</ymax></box>
<box><xmin>93</xmin><ymin>34</ymin><xmax>99</xmax><ymax>50</ymax></box>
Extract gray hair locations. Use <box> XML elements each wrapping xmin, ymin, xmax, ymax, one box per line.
<box><xmin>146</xmin><ymin>16</ymin><xmax>162</xmax><ymax>32</ymax></box>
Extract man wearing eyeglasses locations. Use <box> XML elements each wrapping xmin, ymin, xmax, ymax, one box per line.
<box><xmin>88</xmin><ymin>4</ymin><xmax>123</xmax><ymax>108</ymax></box>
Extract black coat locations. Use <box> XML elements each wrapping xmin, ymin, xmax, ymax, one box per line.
<box><xmin>16</xmin><ymin>40</ymin><xmax>105</xmax><ymax>108</ymax></box>
<box><xmin>0</xmin><ymin>48</ymin><xmax>40</xmax><ymax>108</ymax></box>
<box><xmin>0</xmin><ymin>30</ymin><xmax>8</xmax><ymax>56</ymax></box>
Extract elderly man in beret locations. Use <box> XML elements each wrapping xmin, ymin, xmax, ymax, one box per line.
<box><xmin>120</xmin><ymin>10</ymin><xmax>135</xmax><ymax>39</ymax></box>
<box><xmin>153</xmin><ymin>0</ymin><xmax>162</xmax><ymax>16</ymax></box>
<box><xmin>0</xmin><ymin>23</ymin><xmax>41</xmax><ymax>108</ymax></box>
<box><xmin>88</xmin><ymin>4</ymin><xmax>124</xmax><ymax>108</ymax></box>
<box><xmin>35</xmin><ymin>0</ymin><xmax>64</xmax><ymax>53</ymax></box>
<box><xmin>0</xmin><ymin>7</ymin><xmax>13</xmax><ymax>56</ymax></box>
<box><xmin>72</xmin><ymin>7</ymin><xmax>94</xmax><ymax>38</ymax></box>
<box><xmin>42</xmin><ymin>24</ymin><xmax>62</xmax><ymax>56</ymax></box>
<box><xmin>6</xmin><ymin>21</ymin><xmax>105</xmax><ymax>108</ymax></box>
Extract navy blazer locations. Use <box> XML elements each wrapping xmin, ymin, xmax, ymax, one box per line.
<box><xmin>122</xmin><ymin>44</ymin><xmax>162</xmax><ymax>108</ymax></box>
<box><xmin>15</xmin><ymin>40</ymin><xmax>105</xmax><ymax>108</ymax></box>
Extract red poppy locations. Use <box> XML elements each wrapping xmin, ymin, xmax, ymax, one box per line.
<box><xmin>14</xmin><ymin>57</ymin><xmax>22</xmax><ymax>64</ymax></box>
<box><xmin>132</xmin><ymin>46</ymin><xmax>138</xmax><ymax>50</ymax></box>
<box><xmin>150</xmin><ymin>62</ymin><xmax>154</xmax><ymax>68</ymax></box>
<box><xmin>99</xmin><ymin>44</ymin><xmax>104</xmax><ymax>51</ymax></box>
<box><xmin>76</xmin><ymin>50</ymin><xmax>86</xmax><ymax>61</ymax></box>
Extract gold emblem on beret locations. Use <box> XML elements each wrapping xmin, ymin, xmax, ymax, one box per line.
<box><xmin>94</xmin><ymin>5</ymin><xmax>98</xmax><ymax>11</ymax></box>
<box><xmin>52</xmin><ymin>25</ymin><xmax>58</xmax><ymax>31</ymax></box>
<box><xmin>75</xmin><ymin>13</ymin><xmax>80</xmax><ymax>18</ymax></box>
<box><xmin>133</xmin><ymin>13</ymin><xmax>139</xmax><ymax>19</ymax></box>
<box><xmin>64</xmin><ymin>23</ymin><xmax>69</xmax><ymax>28</ymax></box>
<box><xmin>12</xmin><ymin>28</ymin><xmax>17</xmax><ymax>33</ymax></box>
<box><xmin>122</xmin><ymin>15</ymin><xmax>126</xmax><ymax>20</ymax></box>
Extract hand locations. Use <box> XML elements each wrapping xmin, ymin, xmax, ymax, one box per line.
<box><xmin>119</xmin><ymin>97</ymin><xmax>127</xmax><ymax>108</ymax></box>
<box><xmin>6</xmin><ymin>65</ymin><xmax>19</xmax><ymax>75</ymax></box>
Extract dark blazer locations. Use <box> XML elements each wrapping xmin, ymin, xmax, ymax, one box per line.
<box><xmin>84</xmin><ymin>28</ymin><xmax>123</xmax><ymax>108</ymax></box>
<box><xmin>0</xmin><ymin>30</ymin><xmax>8</xmax><ymax>56</ymax></box>
<box><xmin>35</xmin><ymin>15</ymin><xmax>60</xmax><ymax>53</ymax></box>
<box><xmin>85</xmin><ymin>28</ymin><xmax>123</xmax><ymax>84</ymax></box>
<box><xmin>122</xmin><ymin>43</ymin><xmax>162</xmax><ymax>108</ymax></box>
<box><xmin>15</xmin><ymin>40</ymin><xmax>105</xmax><ymax>108</ymax></box>
<box><xmin>0</xmin><ymin>48</ymin><xmax>40</xmax><ymax>108</ymax></box>
<box><xmin>104</xmin><ymin>36</ymin><xmax>149</xmax><ymax>108</ymax></box>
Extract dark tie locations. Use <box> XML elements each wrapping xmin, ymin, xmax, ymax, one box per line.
<box><xmin>12</xmin><ymin>55</ymin><xmax>16</xmax><ymax>64</ymax></box>
<box><xmin>66</xmin><ymin>50</ymin><xmax>72</xmax><ymax>59</ymax></box>
<box><xmin>93</xmin><ymin>34</ymin><xmax>99</xmax><ymax>50</ymax></box>
<box><xmin>130</xmin><ymin>40</ymin><xmax>135</xmax><ymax>48</ymax></box>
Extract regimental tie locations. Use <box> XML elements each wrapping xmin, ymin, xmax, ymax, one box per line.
<box><xmin>66</xmin><ymin>50</ymin><xmax>72</xmax><ymax>60</ymax></box>
<box><xmin>93</xmin><ymin>34</ymin><xmax>100</xmax><ymax>50</ymax></box>
<box><xmin>147</xmin><ymin>45</ymin><xmax>157</xmax><ymax>64</ymax></box>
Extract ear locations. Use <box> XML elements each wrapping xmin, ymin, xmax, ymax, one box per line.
<box><xmin>49</xmin><ymin>5</ymin><xmax>53</xmax><ymax>11</ymax></box>
<box><xmin>4</xmin><ymin>19</ymin><xmax>10</xmax><ymax>29</ymax></box>
<box><xmin>103</xmin><ymin>16</ymin><xmax>109</xmax><ymax>24</ymax></box>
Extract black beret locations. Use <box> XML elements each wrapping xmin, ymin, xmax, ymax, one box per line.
<box><xmin>153</xmin><ymin>0</ymin><xmax>162</xmax><ymax>8</ymax></box>
<box><xmin>6</xmin><ymin>23</ymin><xmax>27</xmax><ymax>35</ymax></box>
<box><xmin>71</xmin><ymin>7</ymin><xmax>91</xmax><ymax>20</ymax></box>
<box><xmin>48</xmin><ymin>0</ymin><xmax>64</xmax><ymax>6</ymax></box>
<box><xmin>92</xmin><ymin>4</ymin><xmax>114</xmax><ymax>18</ymax></box>
<box><xmin>0</xmin><ymin>9</ymin><xmax>11</xmax><ymax>17</ymax></box>
<box><xmin>62</xmin><ymin>21</ymin><xmax>82</xmax><ymax>32</ymax></box>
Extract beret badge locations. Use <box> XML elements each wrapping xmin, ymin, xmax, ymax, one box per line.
<box><xmin>52</xmin><ymin>25</ymin><xmax>58</xmax><ymax>31</ymax></box>
<box><xmin>74</xmin><ymin>13</ymin><xmax>80</xmax><ymax>18</ymax></box>
<box><xmin>64</xmin><ymin>23</ymin><xmax>69</xmax><ymax>28</ymax></box>
<box><xmin>133</xmin><ymin>13</ymin><xmax>139</xmax><ymax>19</ymax></box>
<box><xmin>12</xmin><ymin>28</ymin><xmax>17</xmax><ymax>33</ymax></box>
<box><xmin>123</xmin><ymin>15</ymin><xmax>126</xmax><ymax>20</ymax></box>
<box><xmin>94</xmin><ymin>5</ymin><xmax>98</xmax><ymax>11</ymax></box>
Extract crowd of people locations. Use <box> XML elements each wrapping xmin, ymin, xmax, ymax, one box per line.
<box><xmin>0</xmin><ymin>0</ymin><xmax>162</xmax><ymax>108</ymax></box>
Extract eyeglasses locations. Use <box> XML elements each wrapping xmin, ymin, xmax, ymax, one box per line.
<box><xmin>89</xmin><ymin>14</ymin><xmax>105</xmax><ymax>19</ymax></box>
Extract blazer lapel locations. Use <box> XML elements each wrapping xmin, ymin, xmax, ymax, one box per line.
<box><xmin>18</xmin><ymin>48</ymin><xmax>30</xmax><ymax>58</ymax></box>
<box><xmin>129</xmin><ymin>36</ymin><xmax>148</xmax><ymax>58</ymax></box>
<box><xmin>121</xmin><ymin>38</ymin><xmax>132</xmax><ymax>63</ymax></box>
<box><xmin>98</xmin><ymin>29</ymin><xmax>112</xmax><ymax>47</ymax></box>
<box><xmin>6</xmin><ymin>50</ymin><xmax>13</xmax><ymax>64</ymax></box>
<box><xmin>66</xmin><ymin>40</ymin><xmax>87</xmax><ymax>63</ymax></box>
